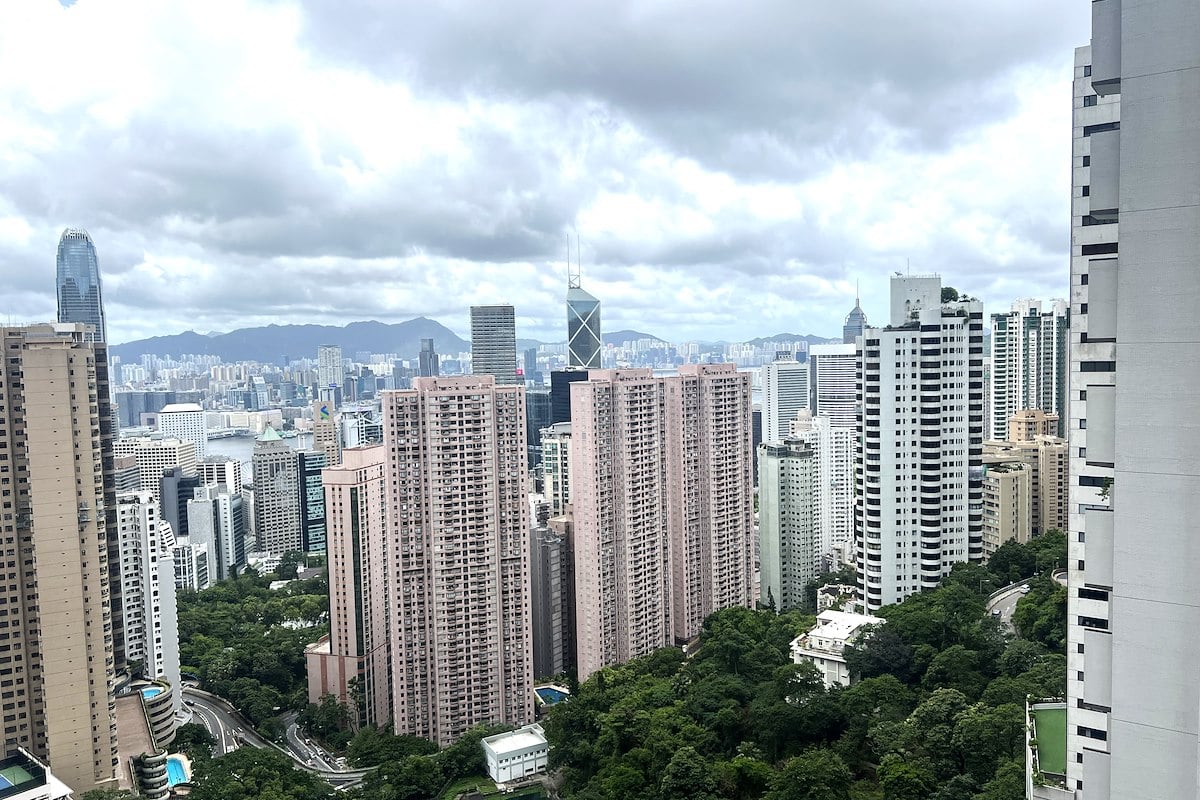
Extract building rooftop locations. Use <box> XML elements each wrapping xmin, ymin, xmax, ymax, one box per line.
<box><xmin>1032</xmin><ymin>703</ymin><xmax>1067</xmax><ymax>777</ymax></box>
<box><xmin>0</xmin><ymin>749</ymin><xmax>73</xmax><ymax>800</ymax></box>
<box><xmin>159</xmin><ymin>403</ymin><xmax>203</xmax><ymax>413</ymax></box>
<box><xmin>482</xmin><ymin>724</ymin><xmax>547</xmax><ymax>756</ymax></box>
<box><xmin>810</xmin><ymin>609</ymin><xmax>879</xmax><ymax>639</ymax></box>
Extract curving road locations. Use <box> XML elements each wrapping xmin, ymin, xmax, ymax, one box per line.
<box><xmin>182</xmin><ymin>687</ymin><xmax>370</xmax><ymax>788</ymax></box>
<box><xmin>986</xmin><ymin>582</ymin><xmax>1031</xmax><ymax>629</ymax></box>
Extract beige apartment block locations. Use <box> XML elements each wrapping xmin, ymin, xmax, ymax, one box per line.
<box><xmin>382</xmin><ymin>377</ymin><xmax>532</xmax><ymax>745</ymax></box>
<box><xmin>1008</xmin><ymin>409</ymin><xmax>1060</xmax><ymax>442</ymax></box>
<box><xmin>306</xmin><ymin>445</ymin><xmax>390</xmax><ymax>726</ymax></box>
<box><xmin>571</xmin><ymin>365</ymin><xmax>754</xmax><ymax>680</ymax></box>
<box><xmin>985</xmin><ymin>435</ymin><xmax>1068</xmax><ymax>537</ymax></box>
<box><xmin>981</xmin><ymin>462</ymin><xmax>1032</xmax><ymax>557</ymax></box>
<box><xmin>0</xmin><ymin>325</ymin><xmax>119</xmax><ymax>793</ymax></box>
<box><xmin>113</xmin><ymin>437</ymin><xmax>196</xmax><ymax>501</ymax></box>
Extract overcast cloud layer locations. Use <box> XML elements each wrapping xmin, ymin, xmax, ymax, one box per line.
<box><xmin>0</xmin><ymin>1</ymin><xmax>1088</xmax><ymax>345</ymax></box>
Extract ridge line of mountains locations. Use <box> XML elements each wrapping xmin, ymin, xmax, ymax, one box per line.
<box><xmin>110</xmin><ymin>318</ymin><xmax>837</xmax><ymax>363</ymax></box>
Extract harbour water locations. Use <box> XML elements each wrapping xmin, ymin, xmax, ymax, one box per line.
<box><xmin>206</xmin><ymin>431</ymin><xmax>313</xmax><ymax>486</ymax></box>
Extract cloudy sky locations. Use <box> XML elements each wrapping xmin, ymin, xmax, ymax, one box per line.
<box><xmin>1</xmin><ymin>1</ymin><xmax>1088</xmax><ymax>345</ymax></box>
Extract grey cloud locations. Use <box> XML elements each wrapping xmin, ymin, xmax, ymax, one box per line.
<box><xmin>300</xmin><ymin>1</ymin><xmax>1087</xmax><ymax>177</ymax></box>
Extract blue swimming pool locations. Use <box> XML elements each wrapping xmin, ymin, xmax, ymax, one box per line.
<box><xmin>141</xmin><ymin>686</ymin><xmax>163</xmax><ymax>699</ymax></box>
<box><xmin>535</xmin><ymin>686</ymin><xmax>568</xmax><ymax>705</ymax></box>
<box><xmin>166</xmin><ymin>756</ymin><xmax>189</xmax><ymax>786</ymax></box>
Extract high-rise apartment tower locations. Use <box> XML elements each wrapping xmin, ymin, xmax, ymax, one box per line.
<box><xmin>0</xmin><ymin>324</ymin><xmax>120</xmax><ymax>792</ymax></box>
<box><xmin>855</xmin><ymin>275</ymin><xmax>984</xmax><ymax>611</ymax></box>
<box><xmin>306</xmin><ymin>445</ymin><xmax>391</xmax><ymax>727</ymax></box>
<box><xmin>989</xmin><ymin>299</ymin><xmax>1069</xmax><ymax>439</ymax></box>
<box><xmin>571</xmin><ymin>366</ymin><xmax>754</xmax><ymax>679</ymax></box>
<box><xmin>382</xmin><ymin>376</ymin><xmax>533</xmax><ymax>744</ymax></box>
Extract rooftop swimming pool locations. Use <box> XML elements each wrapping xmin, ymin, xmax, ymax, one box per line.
<box><xmin>166</xmin><ymin>755</ymin><xmax>190</xmax><ymax>786</ymax></box>
<box><xmin>534</xmin><ymin>686</ymin><xmax>569</xmax><ymax>705</ymax></box>
<box><xmin>141</xmin><ymin>686</ymin><xmax>163</xmax><ymax>699</ymax></box>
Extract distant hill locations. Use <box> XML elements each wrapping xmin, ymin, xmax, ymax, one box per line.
<box><xmin>747</xmin><ymin>333</ymin><xmax>841</xmax><ymax>347</ymax></box>
<box><xmin>111</xmin><ymin>318</ymin><xmax>469</xmax><ymax>363</ymax></box>
<box><xmin>604</xmin><ymin>329</ymin><xmax>664</xmax><ymax>345</ymax></box>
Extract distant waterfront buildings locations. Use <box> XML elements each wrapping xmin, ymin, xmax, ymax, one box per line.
<box><xmin>157</xmin><ymin>402</ymin><xmax>207</xmax><ymax>460</ymax></box>
<box><xmin>317</xmin><ymin>344</ymin><xmax>343</xmax><ymax>401</ymax></box>
<box><xmin>114</xmin><ymin>437</ymin><xmax>197</xmax><ymax>502</ymax></box>
<box><xmin>470</xmin><ymin>305</ymin><xmax>519</xmax><ymax>385</ymax></box>
<box><xmin>251</xmin><ymin>427</ymin><xmax>302</xmax><ymax>556</ymax></box>
<box><xmin>855</xmin><ymin>274</ymin><xmax>984</xmax><ymax>611</ymax></box>
<box><xmin>56</xmin><ymin>228</ymin><xmax>107</xmax><ymax>342</ymax></box>
<box><xmin>418</xmin><ymin>337</ymin><xmax>440</xmax><ymax>378</ymax></box>
<box><xmin>382</xmin><ymin>376</ymin><xmax>533</xmax><ymax>745</ymax></box>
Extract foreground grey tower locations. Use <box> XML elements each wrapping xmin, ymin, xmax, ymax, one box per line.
<box><xmin>470</xmin><ymin>304</ymin><xmax>518</xmax><ymax>384</ymax></box>
<box><xmin>1059</xmin><ymin>4</ymin><xmax>1200</xmax><ymax>797</ymax></box>
<box><xmin>56</xmin><ymin>228</ymin><xmax>107</xmax><ymax>342</ymax></box>
<box><xmin>566</xmin><ymin>265</ymin><xmax>601</xmax><ymax>368</ymax></box>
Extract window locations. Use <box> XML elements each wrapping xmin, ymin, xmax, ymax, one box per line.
<box><xmin>1084</xmin><ymin>65</ymin><xmax>1092</xmax><ymax>76</ymax></box>
<box><xmin>1082</xmin><ymin>155</ymin><xmax>1091</xmax><ymax>166</ymax></box>
<box><xmin>1083</xmin><ymin>95</ymin><xmax>1098</xmax><ymax>107</ymax></box>
<box><xmin>1082</xmin><ymin>122</ymin><xmax>1118</xmax><ymax>137</ymax></box>
<box><xmin>1082</xmin><ymin>185</ymin><xmax>1091</xmax><ymax>196</ymax></box>
<box><xmin>1081</xmin><ymin>361</ymin><xmax>1116</xmax><ymax>372</ymax></box>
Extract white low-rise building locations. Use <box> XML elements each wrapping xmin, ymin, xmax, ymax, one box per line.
<box><xmin>482</xmin><ymin>723</ymin><xmax>549</xmax><ymax>784</ymax></box>
<box><xmin>791</xmin><ymin>610</ymin><xmax>882</xmax><ymax>688</ymax></box>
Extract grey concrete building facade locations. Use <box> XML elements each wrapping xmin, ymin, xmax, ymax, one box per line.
<box><xmin>1064</xmin><ymin>4</ymin><xmax>1200</xmax><ymax>798</ymax></box>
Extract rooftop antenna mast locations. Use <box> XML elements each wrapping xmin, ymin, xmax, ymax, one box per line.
<box><xmin>568</xmin><ymin>231</ymin><xmax>582</xmax><ymax>289</ymax></box>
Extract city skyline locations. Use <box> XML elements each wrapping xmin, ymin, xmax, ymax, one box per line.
<box><xmin>0</xmin><ymin>2</ymin><xmax>1086</xmax><ymax>345</ymax></box>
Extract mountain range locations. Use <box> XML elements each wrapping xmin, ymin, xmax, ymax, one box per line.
<box><xmin>110</xmin><ymin>318</ymin><xmax>468</xmax><ymax>363</ymax></box>
<box><xmin>111</xmin><ymin>320</ymin><xmax>833</xmax><ymax>363</ymax></box>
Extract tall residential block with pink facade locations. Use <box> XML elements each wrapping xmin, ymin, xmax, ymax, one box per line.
<box><xmin>572</xmin><ymin>365</ymin><xmax>755</xmax><ymax>680</ymax></box>
<box><xmin>305</xmin><ymin>445</ymin><xmax>391</xmax><ymax>727</ymax></box>
<box><xmin>382</xmin><ymin>376</ymin><xmax>534</xmax><ymax>745</ymax></box>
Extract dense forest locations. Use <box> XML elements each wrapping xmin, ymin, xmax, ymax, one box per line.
<box><xmin>542</xmin><ymin>532</ymin><xmax>1067</xmax><ymax>800</ymax></box>
<box><xmin>171</xmin><ymin>533</ymin><xmax>1065</xmax><ymax>800</ymax></box>
<box><xmin>176</xmin><ymin>567</ymin><xmax>329</xmax><ymax>738</ymax></box>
